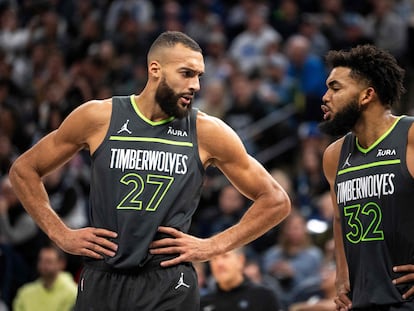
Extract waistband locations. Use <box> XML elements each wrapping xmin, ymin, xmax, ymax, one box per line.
<box><xmin>83</xmin><ymin>259</ymin><xmax>191</xmax><ymax>275</ymax></box>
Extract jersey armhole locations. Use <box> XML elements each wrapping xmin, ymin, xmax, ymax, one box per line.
<box><xmin>91</xmin><ymin>98</ymin><xmax>115</xmax><ymax>159</ymax></box>
<box><xmin>190</xmin><ymin>108</ymin><xmax>205</xmax><ymax>175</ymax></box>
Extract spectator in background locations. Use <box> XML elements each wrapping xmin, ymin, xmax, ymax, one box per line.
<box><xmin>363</xmin><ymin>0</ymin><xmax>408</xmax><ymax>61</ymax></box>
<box><xmin>224</xmin><ymin>73</ymin><xmax>270</xmax><ymax>154</ymax></box>
<box><xmin>340</xmin><ymin>13</ymin><xmax>373</xmax><ymax>50</ymax></box>
<box><xmin>43</xmin><ymin>163</ymin><xmax>87</xmax><ymax>231</ymax></box>
<box><xmin>262</xmin><ymin>210</ymin><xmax>323</xmax><ymax>309</ymax></box>
<box><xmin>252</xmin><ymin>167</ymin><xmax>297</xmax><ymax>255</ymax></box>
<box><xmin>257</xmin><ymin>53</ymin><xmax>297</xmax><ymax>110</ymax></box>
<box><xmin>0</xmin><ymin>176</ymin><xmax>42</xmax><ymax>277</ymax></box>
<box><xmin>193</xmin><ymin>261</ymin><xmax>210</xmax><ymax>297</ymax></box>
<box><xmin>105</xmin><ymin>0</ymin><xmax>154</xmax><ymax>38</ymax></box>
<box><xmin>154</xmin><ymin>0</ymin><xmax>185</xmax><ymax>34</ymax></box>
<box><xmin>308</xmin><ymin>191</ymin><xmax>334</xmax><ymax>249</ymax></box>
<box><xmin>31</xmin><ymin>10</ymin><xmax>69</xmax><ymax>55</ymax></box>
<box><xmin>269</xmin><ymin>0</ymin><xmax>302</xmax><ymax>41</ymax></box>
<box><xmin>0</xmin><ymin>5</ymin><xmax>34</xmax><ymax>58</ymax></box>
<box><xmin>11</xmin><ymin>40</ymin><xmax>47</xmax><ymax>97</ymax></box>
<box><xmin>195</xmin><ymin>79</ymin><xmax>230</xmax><ymax>119</ymax></box>
<box><xmin>297</xmin><ymin>13</ymin><xmax>331</xmax><ymax>58</ymax></box>
<box><xmin>63</xmin><ymin>0</ymin><xmax>102</xmax><ymax>44</ymax></box>
<box><xmin>13</xmin><ymin>244</ymin><xmax>78</xmax><ymax>311</ymax></box>
<box><xmin>243</xmin><ymin>257</ymin><xmax>282</xmax><ymax>300</ymax></box>
<box><xmin>201</xmin><ymin>247</ymin><xmax>282</xmax><ymax>311</ymax></box>
<box><xmin>318</xmin><ymin>0</ymin><xmax>366</xmax><ymax>51</ymax></box>
<box><xmin>32</xmin><ymin>49</ymin><xmax>70</xmax><ymax>123</ymax></box>
<box><xmin>66</xmin><ymin>8</ymin><xmax>104</xmax><ymax>67</ymax></box>
<box><xmin>229</xmin><ymin>6</ymin><xmax>282</xmax><ymax>76</ymax></box>
<box><xmin>202</xmin><ymin>30</ymin><xmax>234</xmax><ymax>87</ymax></box>
<box><xmin>288</xmin><ymin>238</ymin><xmax>336</xmax><ymax>311</ymax></box>
<box><xmin>0</xmin><ymin>131</ymin><xmax>16</xmax><ymax>177</ymax></box>
<box><xmin>0</xmin><ymin>100</ymin><xmax>31</xmax><ymax>154</ymax></box>
<box><xmin>109</xmin><ymin>8</ymin><xmax>151</xmax><ymax>63</ymax></box>
<box><xmin>225</xmin><ymin>0</ymin><xmax>267</xmax><ymax>41</ymax></box>
<box><xmin>197</xmin><ymin>183</ymin><xmax>248</xmax><ymax>239</ymax></box>
<box><xmin>294</xmin><ymin>122</ymin><xmax>330</xmax><ymax>219</ymax></box>
<box><xmin>0</xmin><ymin>176</ymin><xmax>42</xmax><ymax>308</ymax></box>
<box><xmin>184</xmin><ymin>2</ymin><xmax>222</xmax><ymax>50</ymax></box>
<box><xmin>284</xmin><ymin>34</ymin><xmax>327</xmax><ymax>122</ymax></box>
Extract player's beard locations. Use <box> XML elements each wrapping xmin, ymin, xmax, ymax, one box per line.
<box><xmin>319</xmin><ymin>98</ymin><xmax>362</xmax><ymax>136</ymax></box>
<box><xmin>155</xmin><ymin>77</ymin><xmax>191</xmax><ymax>119</ymax></box>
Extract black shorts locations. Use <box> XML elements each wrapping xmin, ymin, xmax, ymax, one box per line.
<box><xmin>74</xmin><ymin>262</ymin><xmax>200</xmax><ymax>311</ymax></box>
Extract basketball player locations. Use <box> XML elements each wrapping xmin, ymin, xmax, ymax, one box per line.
<box><xmin>321</xmin><ymin>44</ymin><xmax>414</xmax><ymax>310</ymax></box>
<box><xmin>9</xmin><ymin>31</ymin><xmax>291</xmax><ymax>310</ymax></box>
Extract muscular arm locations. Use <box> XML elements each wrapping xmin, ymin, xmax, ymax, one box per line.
<box><xmin>9</xmin><ymin>100</ymin><xmax>118</xmax><ymax>258</ymax></box>
<box><xmin>150</xmin><ymin>112</ymin><xmax>291</xmax><ymax>265</ymax></box>
<box><xmin>200</xmin><ymin>114</ymin><xmax>291</xmax><ymax>253</ymax></box>
<box><xmin>322</xmin><ymin>139</ymin><xmax>352</xmax><ymax>310</ymax></box>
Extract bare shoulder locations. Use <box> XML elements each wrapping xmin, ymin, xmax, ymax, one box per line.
<box><xmin>406</xmin><ymin>120</ymin><xmax>414</xmax><ymax>177</ymax></box>
<box><xmin>408</xmin><ymin>119</ymin><xmax>414</xmax><ymax>142</ymax></box>
<box><xmin>70</xmin><ymin>98</ymin><xmax>112</xmax><ymax>124</ymax></box>
<box><xmin>322</xmin><ymin>136</ymin><xmax>345</xmax><ymax>183</ymax></box>
<box><xmin>323</xmin><ymin>137</ymin><xmax>345</xmax><ymax>160</ymax></box>
<box><xmin>196</xmin><ymin>110</ymin><xmax>225</xmax><ymax>127</ymax></box>
<box><xmin>58</xmin><ymin>98</ymin><xmax>113</xmax><ymax>152</ymax></box>
<box><xmin>196</xmin><ymin>110</ymin><xmax>247</xmax><ymax>166</ymax></box>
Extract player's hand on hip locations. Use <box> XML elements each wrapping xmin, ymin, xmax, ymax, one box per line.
<box><xmin>334</xmin><ymin>293</ymin><xmax>352</xmax><ymax>311</ymax></box>
<box><xmin>55</xmin><ymin>227</ymin><xmax>118</xmax><ymax>259</ymax></box>
<box><xmin>334</xmin><ymin>284</ymin><xmax>352</xmax><ymax>311</ymax></box>
<box><xmin>393</xmin><ymin>264</ymin><xmax>414</xmax><ymax>299</ymax></box>
<box><xmin>149</xmin><ymin>226</ymin><xmax>214</xmax><ymax>267</ymax></box>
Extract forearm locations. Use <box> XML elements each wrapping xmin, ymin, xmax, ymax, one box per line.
<box><xmin>210</xmin><ymin>191</ymin><xmax>290</xmax><ymax>254</ymax></box>
<box><xmin>333</xmin><ymin>216</ymin><xmax>349</xmax><ymax>290</ymax></box>
<box><xmin>9</xmin><ymin>160</ymin><xmax>69</xmax><ymax>241</ymax></box>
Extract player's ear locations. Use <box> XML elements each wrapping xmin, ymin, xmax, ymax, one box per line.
<box><xmin>149</xmin><ymin>61</ymin><xmax>161</xmax><ymax>79</ymax></box>
<box><xmin>360</xmin><ymin>86</ymin><xmax>376</xmax><ymax>105</ymax></box>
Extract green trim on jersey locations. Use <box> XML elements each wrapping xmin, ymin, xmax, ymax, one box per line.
<box><xmin>356</xmin><ymin>116</ymin><xmax>403</xmax><ymax>154</ymax></box>
<box><xmin>130</xmin><ymin>95</ymin><xmax>175</xmax><ymax>126</ymax></box>
<box><xmin>338</xmin><ymin>159</ymin><xmax>401</xmax><ymax>175</ymax></box>
<box><xmin>109</xmin><ymin>136</ymin><xmax>194</xmax><ymax>147</ymax></box>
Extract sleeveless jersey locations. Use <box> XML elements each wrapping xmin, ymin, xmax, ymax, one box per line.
<box><xmin>89</xmin><ymin>95</ymin><xmax>204</xmax><ymax>269</ymax></box>
<box><xmin>335</xmin><ymin>116</ymin><xmax>414</xmax><ymax>308</ymax></box>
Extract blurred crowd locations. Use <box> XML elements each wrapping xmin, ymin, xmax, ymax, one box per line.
<box><xmin>0</xmin><ymin>0</ymin><xmax>414</xmax><ymax>310</ymax></box>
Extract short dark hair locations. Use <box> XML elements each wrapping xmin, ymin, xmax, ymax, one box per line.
<box><xmin>41</xmin><ymin>242</ymin><xmax>67</xmax><ymax>262</ymax></box>
<box><xmin>325</xmin><ymin>44</ymin><xmax>405</xmax><ymax>107</ymax></box>
<box><xmin>148</xmin><ymin>31</ymin><xmax>202</xmax><ymax>61</ymax></box>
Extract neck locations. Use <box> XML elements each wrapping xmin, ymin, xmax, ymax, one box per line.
<box><xmin>42</xmin><ymin>275</ymin><xmax>58</xmax><ymax>290</ymax></box>
<box><xmin>133</xmin><ymin>92</ymin><xmax>168</xmax><ymax>122</ymax></box>
<box><xmin>353</xmin><ymin>108</ymin><xmax>397</xmax><ymax>148</ymax></box>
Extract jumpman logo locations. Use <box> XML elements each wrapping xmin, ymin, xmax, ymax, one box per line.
<box><xmin>174</xmin><ymin>272</ymin><xmax>190</xmax><ymax>289</ymax></box>
<box><xmin>117</xmin><ymin>120</ymin><xmax>132</xmax><ymax>134</ymax></box>
<box><xmin>342</xmin><ymin>153</ymin><xmax>352</xmax><ymax>168</ymax></box>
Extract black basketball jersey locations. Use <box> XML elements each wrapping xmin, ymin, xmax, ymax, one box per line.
<box><xmin>88</xmin><ymin>95</ymin><xmax>204</xmax><ymax>269</ymax></box>
<box><xmin>335</xmin><ymin>116</ymin><xmax>414</xmax><ymax>308</ymax></box>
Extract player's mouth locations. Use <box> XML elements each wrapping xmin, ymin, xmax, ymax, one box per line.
<box><xmin>321</xmin><ymin>104</ymin><xmax>331</xmax><ymax>120</ymax></box>
<box><xmin>180</xmin><ymin>94</ymin><xmax>193</xmax><ymax>106</ymax></box>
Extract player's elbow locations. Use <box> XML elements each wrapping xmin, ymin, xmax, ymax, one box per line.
<box><xmin>9</xmin><ymin>156</ymin><xmax>31</xmax><ymax>189</ymax></box>
<box><xmin>279</xmin><ymin>190</ymin><xmax>292</xmax><ymax>220</ymax></box>
<box><xmin>270</xmin><ymin>187</ymin><xmax>291</xmax><ymax>224</ymax></box>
